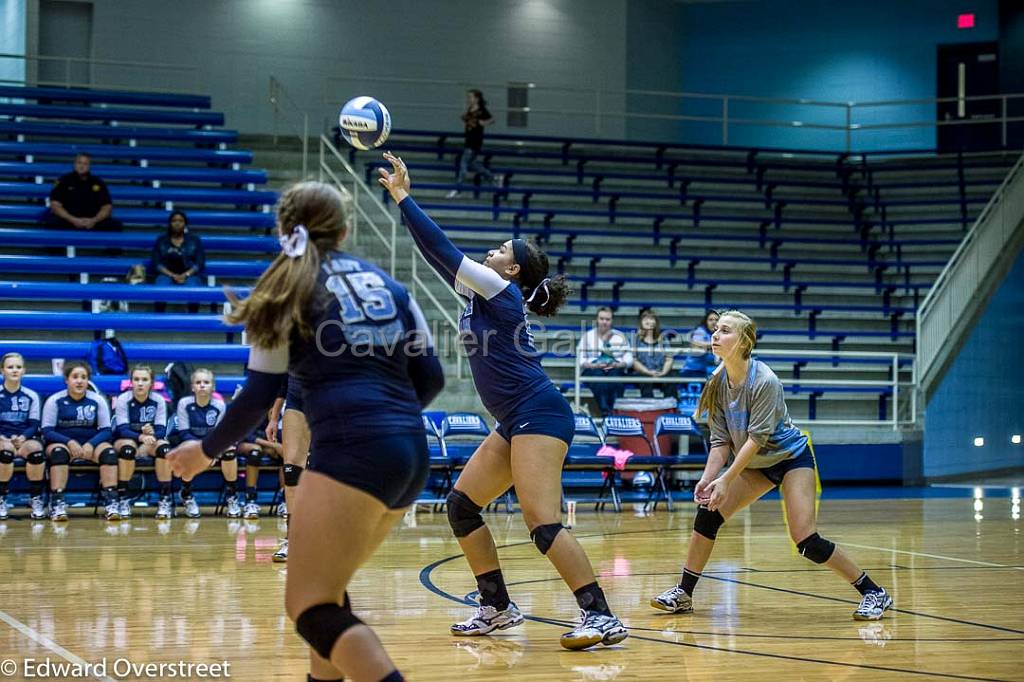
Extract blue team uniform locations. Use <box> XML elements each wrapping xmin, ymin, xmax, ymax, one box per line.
<box><xmin>399</xmin><ymin>197</ymin><xmax>574</xmax><ymax>446</ymax></box>
<box><xmin>41</xmin><ymin>390</ymin><xmax>112</xmax><ymax>446</ymax></box>
<box><xmin>199</xmin><ymin>249</ymin><xmax>444</xmax><ymax>509</ymax></box>
<box><xmin>112</xmin><ymin>392</ymin><xmax>168</xmax><ymax>441</ymax></box>
<box><xmin>0</xmin><ymin>384</ymin><xmax>42</xmax><ymax>439</ymax></box>
<box><xmin>175</xmin><ymin>395</ymin><xmax>226</xmax><ymax>442</ymax></box>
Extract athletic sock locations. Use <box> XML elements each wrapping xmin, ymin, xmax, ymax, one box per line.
<box><xmin>679</xmin><ymin>568</ymin><xmax>701</xmax><ymax>596</ymax></box>
<box><xmin>224</xmin><ymin>481</ymin><xmax>237</xmax><ymax>498</ymax></box>
<box><xmin>246</xmin><ymin>488</ymin><xmax>258</xmax><ymax>503</ymax></box>
<box><xmin>116</xmin><ymin>480</ymin><xmax>128</xmax><ymax>498</ymax></box>
<box><xmin>158</xmin><ymin>481</ymin><xmax>172</xmax><ymax>498</ymax></box>
<box><xmin>180</xmin><ymin>482</ymin><xmax>193</xmax><ymax>500</ymax></box>
<box><xmin>30</xmin><ymin>480</ymin><xmax>44</xmax><ymax>497</ymax></box>
<box><xmin>102</xmin><ymin>486</ymin><xmax>118</xmax><ymax>504</ymax></box>
<box><xmin>852</xmin><ymin>572</ymin><xmax>881</xmax><ymax>596</ymax></box>
<box><xmin>0</xmin><ymin>481</ymin><xmax>8</xmax><ymax>497</ymax></box>
<box><xmin>573</xmin><ymin>582</ymin><xmax>612</xmax><ymax>616</ymax></box>
<box><xmin>52</xmin><ymin>488</ymin><xmax>65</xmax><ymax>503</ymax></box>
<box><xmin>379</xmin><ymin>671</ymin><xmax>404</xmax><ymax>682</ymax></box>
<box><xmin>475</xmin><ymin>569</ymin><xmax>511</xmax><ymax>610</ymax></box>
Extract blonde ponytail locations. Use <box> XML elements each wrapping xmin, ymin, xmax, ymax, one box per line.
<box><xmin>226</xmin><ymin>182</ymin><xmax>351</xmax><ymax>348</ymax></box>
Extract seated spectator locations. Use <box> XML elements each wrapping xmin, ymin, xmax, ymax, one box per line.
<box><xmin>41</xmin><ymin>361</ymin><xmax>115</xmax><ymax>522</ymax></box>
<box><xmin>680</xmin><ymin>310</ymin><xmax>720</xmax><ymax>380</ymax></box>
<box><xmin>0</xmin><ymin>352</ymin><xmax>44</xmax><ymax>521</ymax></box>
<box><xmin>632</xmin><ymin>308</ymin><xmax>675</xmax><ymax>398</ymax></box>
<box><xmin>46</xmin><ymin>153</ymin><xmax>123</xmax><ymax>232</ymax></box>
<box><xmin>112</xmin><ymin>365</ymin><xmax>170</xmax><ymax>520</ymax></box>
<box><xmin>174</xmin><ymin>368</ymin><xmax>242</xmax><ymax>519</ymax></box>
<box><xmin>577</xmin><ymin>307</ymin><xmax>633</xmax><ymax>417</ymax></box>
<box><xmin>151</xmin><ymin>211</ymin><xmax>205</xmax><ymax>313</ymax></box>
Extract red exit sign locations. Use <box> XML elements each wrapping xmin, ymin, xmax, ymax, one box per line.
<box><xmin>958</xmin><ymin>13</ymin><xmax>975</xmax><ymax>29</ymax></box>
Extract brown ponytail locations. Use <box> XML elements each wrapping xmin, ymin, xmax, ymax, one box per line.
<box><xmin>227</xmin><ymin>182</ymin><xmax>352</xmax><ymax>348</ymax></box>
<box><xmin>694</xmin><ymin>310</ymin><xmax>757</xmax><ymax>423</ymax></box>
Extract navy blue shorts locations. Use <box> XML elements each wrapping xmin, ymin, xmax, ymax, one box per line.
<box><xmin>307</xmin><ymin>431</ymin><xmax>429</xmax><ymax>509</ymax></box>
<box><xmin>284</xmin><ymin>377</ymin><xmax>304</xmax><ymax>413</ymax></box>
<box><xmin>494</xmin><ymin>387</ymin><xmax>575</xmax><ymax>448</ymax></box>
<box><xmin>757</xmin><ymin>445</ymin><xmax>815</xmax><ymax>486</ymax></box>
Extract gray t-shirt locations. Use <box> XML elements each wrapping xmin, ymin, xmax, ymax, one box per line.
<box><xmin>708</xmin><ymin>359</ymin><xmax>807</xmax><ymax>469</ymax></box>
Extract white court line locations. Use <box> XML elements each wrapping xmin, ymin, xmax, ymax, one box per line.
<box><xmin>841</xmin><ymin>542</ymin><xmax>1024</xmax><ymax>570</ymax></box>
<box><xmin>0</xmin><ymin>608</ymin><xmax>116</xmax><ymax>682</ymax></box>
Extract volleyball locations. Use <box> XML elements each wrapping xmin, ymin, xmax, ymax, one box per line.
<box><xmin>338</xmin><ymin>96</ymin><xmax>391</xmax><ymax>150</ymax></box>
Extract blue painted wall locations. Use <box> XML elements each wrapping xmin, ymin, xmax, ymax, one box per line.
<box><xmin>627</xmin><ymin>0</ymin><xmax>1000</xmax><ymax>150</ymax></box>
<box><xmin>924</xmin><ymin>248</ymin><xmax>1024</xmax><ymax>478</ymax></box>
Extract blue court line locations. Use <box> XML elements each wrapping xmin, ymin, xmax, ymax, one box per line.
<box><xmin>419</xmin><ymin>529</ymin><xmax>1017</xmax><ymax>682</ymax></box>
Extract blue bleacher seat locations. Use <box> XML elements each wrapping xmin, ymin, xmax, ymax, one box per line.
<box><xmin>0</xmin><ymin>102</ymin><xmax>223</xmax><ymax>126</ymax></box>
<box><xmin>0</xmin><ymin>120</ymin><xmax>238</xmax><ymax>145</ymax></box>
<box><xmin>0</xmin><ymin>255</ymin><xmax>268</xmax><ymax>278</ymax></box>
<box><xmin>0</xmin><ymin>85</ymin><xmax>212</xmax><ymax>109</ymax></box>
<box><xmin>0</xmin><ymin>181</ymin><xmax>277</xmax><ymax>206</ymax></box>
<box><xmin>0</xmin><ymin>141</ymin><xmax>252</xmax><ymax>165</ymax></box>
<box><xmin>0</xmin><ymin>205</ymin><xmax>274</xmax><ymax>228</ymax></box>
<box><xmin>0</xmin><ymin>161</ymin><xmax>265</xmax><ymax>185</ymax></box>
<box><xmin>0</xmin><ymin>230</ymin><xmax>278</xmax><ymax>252</ymax></box>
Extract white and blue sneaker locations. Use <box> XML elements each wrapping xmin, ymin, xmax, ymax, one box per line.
<box><xmin>560</xmin><ymin>610</ymin><xmax>629</xmax><ymax>650</ymax></box>
<box><xmin>650</xmin><ymin>585</ymin><xmax>693</xmax><ymax>614</ymax></box>
<box><xmin>451</xmin><ymin>601</ymin><xmax>524</xmax><ymax>636</ymax></box>
<box><xmin>853</xmin><ymin>588</ymin><xmax>893</xmax><ymax>621</ymax></box>
<box><xmin>0</xmin><ymin>496</ymin><xmax>8</xmax><ymax>520</ymax></box>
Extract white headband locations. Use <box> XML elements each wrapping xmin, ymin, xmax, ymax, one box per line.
<box><xmin>525</xmin><ymin>277</ymin><xmax>551</xmax><ymax>306</ymax></box>
<box><xmin>279</xmin><ymin>224</ymin><xmax>309</xmax><ymax>258</ymax></box>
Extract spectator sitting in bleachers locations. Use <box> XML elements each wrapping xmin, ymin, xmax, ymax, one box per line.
<box><xmin>41</xmin><ymin>361</ymin><xmax>116</xmax><ymax>522</ymax></box>
<box><xmin>680</xmin><ymin>310</ymin><xmax>719</xmax><ymax>380</ymax></box>
<box><xmin>0</xmin><ymin>352</ymin><xmax>44</xmax><ymax>521</ymax></box>
<box><xmin>46</xmin><ymin>153</ymin><xmax>123</xmax><ymax>232</ymax></box>
<box><xmin>150</xmin><ymin>211</ymin><xmax>205</xmax><ymax>313</ymax></box>
<box><xmin>577</xmin><ymin>306</ymin><xmax>633</xmax><ymax>417</ymax></box>
<box><xmin>174</xmin><ymin>368</ymin><xmax>240</xmax><ymax>519</ymax></box>
<box><xmin>632</xmin><ymin>307</ymin><xmax>675</xmax><ymax>399</ymax></box>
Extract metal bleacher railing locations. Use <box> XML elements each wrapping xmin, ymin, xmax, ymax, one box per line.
<box><xmin>325</xmin><ymin>74</ymin><xmax>1024</xmax><ymax>152</ymax></box>
<box><xmin>917</xmin><ymin>150</ymin><xmax>1024</xmax><ymax>393</ymax></box>
<box><xmin>571</xmin><ymin>348</ymin><xmax>916</xmax><ymax>430</ymax></box>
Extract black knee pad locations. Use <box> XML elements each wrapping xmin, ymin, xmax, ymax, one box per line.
<box><xmin>0</xmin><ymin>450</ymin><xmax>13</xmax><ymax>464</ymax></box>
<box><xmin>530</xmin><ymin>523</ymin><xmax>565</xmax><ymax>555</ymax></box>
<box><xmin>295</xmin><ymin>602</ymin><xmax>363</xmax><ymax>661</ymax></box>
<box><xmin>797</xmin><ymin>532</ymin><xmax>836</xmax><ymax>564</ymax></box>
<box><xmin>446</xmin><ymin>489</ymin><xmax>484</xmax><ymax>538</ymax></box>
<box><xmin>118</xmin><ymin>445</ymin><xmax>137</xmax><ymax>461</ymax></box>
<box><xmin>220</xmin><ymin>449</ymin><xmax>237</xmax><ymax>462</ymax></box>
<box><xmin>693</xmin><ymin>505</ymin><xmax>725</xmax><ymax>540</ymax></box>
<box><xmin>27</xmin><ymin>451</ymin><xmax>46</xmax><ymax>466</ymax></box>
<box><xmin>155</xmin><ymin>443</ymin><xmax>171</xmax><ymax>458</ymax></box>
<box><xmin>283</xmin><ymin>463</ymin><xmax>304</xmax><ymax>487</ymax></box>
<box><xmin>49</xmin><ymin>446</ymin><xmax>70</xmax><ymax>466</ymax></box>
<box><xmin>98</xmin><ymin>447</ymin><xmax>118</xmax><ymax>466</ymax></box>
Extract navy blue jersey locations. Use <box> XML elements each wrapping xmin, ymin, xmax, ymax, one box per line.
<box><xmin>288</xmin><ymin>250</ymin><xmax>435</xmax><ymax>440</ymax></box>
<box><xmin>41</xmin><ymin>389</ymin><xmax>112</xmax><ymax>446</ymax></box>
<box><xmin>459</xmin><ymin>284</ymin><xmax>553</xmax><ymax>422</ymax></box>
<box><xmin>400</xmin><ymin>197</ymin><xmax>554</xmax><ymax>422</ymax></box>
<box><xmin>0</xmin><ymin>384</ymin><xmax>41</xmax><ymax>439</ymax></box>
<box><xmin>113</xmin><ymin>391</ymin><xmax>168</xmax><ymax>440</ymax></box>
<box><xmin>175</xmin><ymin>395</ymin><xmax>226</xmax><ymax>441</ymax></box>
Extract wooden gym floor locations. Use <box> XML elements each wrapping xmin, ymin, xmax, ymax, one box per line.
<box><xmin>0</xmin><ymin>492</ymin><xmax>1021</xmax><ymax>681</ymax></box>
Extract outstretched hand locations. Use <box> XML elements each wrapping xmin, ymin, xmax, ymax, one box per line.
<box><xmin>377</xmin><ymin>152</ymin><xmax>411</xmax><ymax>203</ymax></box>
<box><xmin>167</xmin><ymin>439</ymin><xmax>214</xmax><ymax>480</ymax></box>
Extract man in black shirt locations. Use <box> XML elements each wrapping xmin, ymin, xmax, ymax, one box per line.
<box><xmin>47</xmin><ymin>153</ymin><xmax>123</xmax><ymax>232</ymax></box>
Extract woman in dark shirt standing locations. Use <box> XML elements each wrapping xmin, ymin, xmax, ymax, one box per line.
<box><xmin>150</xmin><ymin>211</ymin><xmax>205</xmax><ymax>313</ymax></box>
<box><xmin>446</xmin><ymin>89</ymin><xmax>500</xmax><ymax>198</ymax></box>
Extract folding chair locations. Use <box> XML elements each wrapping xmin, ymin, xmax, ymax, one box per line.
<box><xmin>651</xmin><ymin>413</ymin><xmax>709</xmax><ymax>510</ymax></box>
<box><xmin>602</xmin><ymin>415</ymin><xmax>672</xmax><ymax>511</ymax></box>
<box><xmin>441</xmin><ymin>413</ymin><xmax>514</xmax><ymax>513</ymax></box>
<box><xmin>563</xmin><ymin>412</ymin><xmax>619</xmax><ymax>512</ymax></box>
<box><xmin>421</xmin><ymin>412</ymin><xmax>453</xmax><ymax>509</ymax></box>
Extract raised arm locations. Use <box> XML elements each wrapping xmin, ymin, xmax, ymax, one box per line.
<box><xmin>380</xmin><ymin>152</ymin><xmax>508</xmax><ymax>300</ymax></box>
